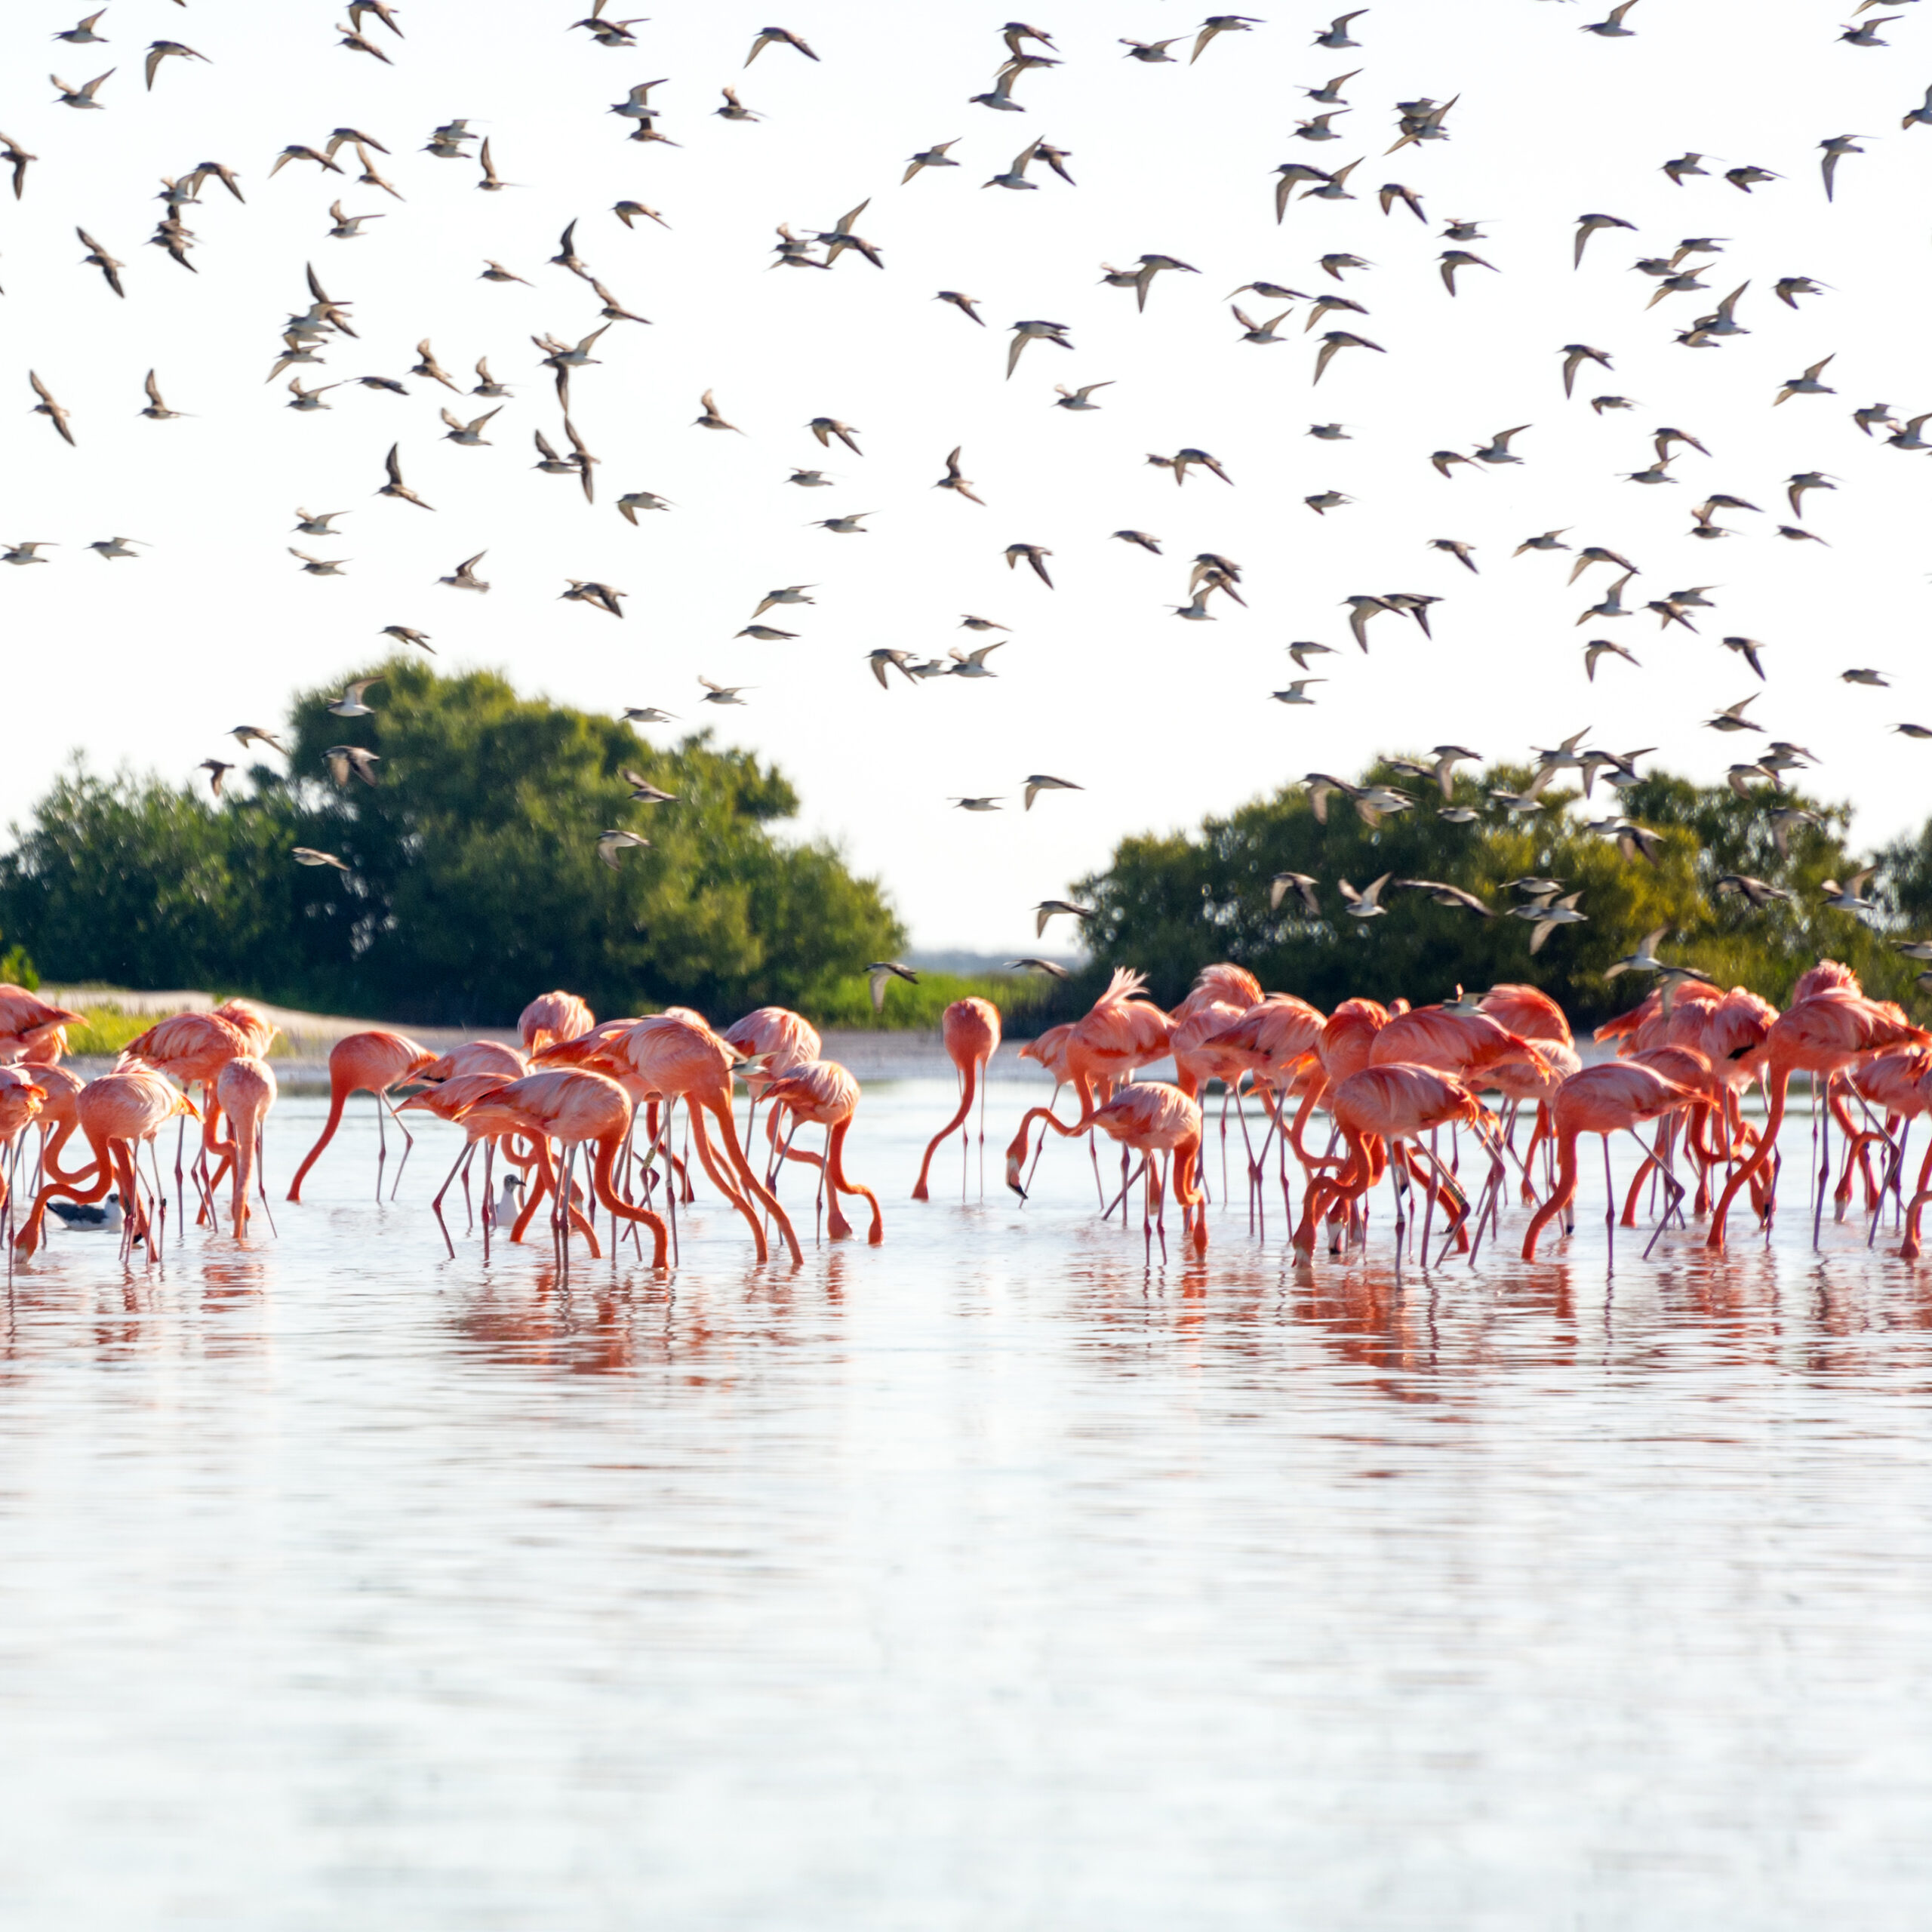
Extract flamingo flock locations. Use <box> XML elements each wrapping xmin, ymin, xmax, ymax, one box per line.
<box><xmin>2</xmin><ymin>962</ymin><xmax>1930</xmax><ymax>1271</ymax></box>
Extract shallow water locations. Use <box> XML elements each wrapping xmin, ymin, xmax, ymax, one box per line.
<box><xmin>3</xmin><ymin>1078</ymin><xmax>1930</xmax><ymax>1929</ymax></box>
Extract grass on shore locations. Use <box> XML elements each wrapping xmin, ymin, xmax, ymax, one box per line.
<box><xmin>61</xmin><ymin>1005</ymin><xmax>293</xmax><ymax>1058</ymax></box>
<box><xmin>53</xmin><ymin>977</ymin><xmax>1068</xmax><ymax>1055</ymax></box>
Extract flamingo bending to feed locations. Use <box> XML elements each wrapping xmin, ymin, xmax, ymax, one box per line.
<box><xmin>397</xmin><ymin>1072</ymin><xmax>521</xmax><ymax>1256</ymax></box>
<box><xmin>1615</xmin><ymin>1044</ymin><xmax>1722</xmax><ymax>1230</ymax></box>
<box><xmin>1521</xmin><ymin>1062</ymin><xmax>1701</xmax><ymax>1262</ymax></box>
<box><xmin>615</xmin><ymin>1014</ymin><xmax>802</xmax><ymax>1263</ymax></box>
<box><xmin>1480</xmin><ymin>983</ymin><xmax>1578</xmax><ymax>1188</ymax></box>
<box><xmin>1091</xmin><ymin>1081</ymin><xmax>1208</xmax><ymax>1260</ymax></box>
<box><xmin>1168</xmin><ymin>998</ymin><xmax>1251</xmax><ymax>1207</ymax></box>
<box><xmin>1706</xmin><ymin>992</ymin><xmax>1928</xmax><ymax>1251</ymax></box>
<box><xmin>0</xmin><ymin>986</ymin><xmax>87</xmax><ymax>1064</ymax></box>
<box><xmin>15</xmin><ymin>1070</ymin><xmax>198</xmax><ymax>1261</ymax></box>
<box><xmin>1875</xmin><ymin>1051</ymin><xmax>1932</xmax><ymax>1260</ymax></box>
<box><xmin>1004</xmin><ymin>968</ymin><xmax>1172</xmax><ymax>1197</ymax></box>
<box><xmin>119</xmin><ymin>1009</ymin><xmax>252</xmax><ymax>1212</ymax></box>
<box><xmin>518</xmin><ymin>990</ymin><xmax>595</xmax><ymax>1055</ymax></box>
<box><xmin>213</xmin><ymin>1055</ymin><xmax>278</xmax><ymax>1238</ymax></box>
<box><xmin>1202</xmin><ymin>994</ymin><xmax>1327</xmax><ymax>1221</ymax></box>
<box><xmin>1294</xmin><ymin>1063</ymin><xmax>1495</xmax><ymax>1260</ymax></box>
<box><xmin>722</xmin><ymin>1005</ymin><xmax>822</xmax><ymax>1177</ymax></box>
<box><xmin>286</xmin><ymin>1030</ymin><xmax>437</xmax><ymax>1201</ymax></box>
<box><xmin>1845</xmin><ymin>1047</ymin><xmax>1932</xmax><ymax>1251</ymax></box>
<box><xmin>455</xmin><ymin>1068</ymin><xmax>669</xmax><ymax>1267</ymax></box>
<box><xmin>1369</xmin><ymin>1004</ymin><xmax>1548</xmax><ymax>1079</ymax></box>
<box><xmin>913</xmin><ymin>998</ymin><xmax>1001</xmax><ymax>1200</ymax></box>
<box><xmin>764</xmin><ymin>1059</ymin><xmax>883</xmax><ymax>1242</ymax></box>
<box><xmin>18</xmin><ymin>1061</ymin><xmax>88</xmax><ymax>1187</ymax></box>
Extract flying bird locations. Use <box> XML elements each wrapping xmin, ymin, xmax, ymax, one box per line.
<box><xmin>1023</xmin><ymin>775</ymin><xmax>1081</xmax><ymax>811</ymax></box>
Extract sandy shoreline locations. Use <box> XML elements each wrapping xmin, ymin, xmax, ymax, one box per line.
<box><xmin>42</xmin><ymin>988</ymin><xmax>1059</xmax><ymax>1089</ymax></box>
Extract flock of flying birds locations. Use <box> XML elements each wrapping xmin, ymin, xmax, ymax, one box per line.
<box><xmin>5</xmin><ymin>2</ymin><xmax>1932</xmax><ymax>970</ymax></box>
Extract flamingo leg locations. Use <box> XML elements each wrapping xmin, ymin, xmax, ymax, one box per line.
<box><xmin>429</xmin><ymin>1143</ymin><xmax>469</xmax><ymax>1260</ymax></box>
<box><xmin>1641</xmin><ymin>1128</ymin><xmax>1689</xmax><ymax>1260</ymax></box>
<box><xmin>978</xmin><ymin>1056</ymin><xmax>988</xmax><ymax>1199</ymax></box>
<box><xmin>1874</xmin><ymin>1119</ymin><xmax>1912</xmax><ymax>1247</ymax></box>
<box><xmin>660</xmin><ymin>1099</ymin><xmax>680</xmax><ymax>1269</ymax></box>
<box><xmin>149</xmin><ymin>1139</ymin><xmax>171</xmax><ymax>1269</ymax></box>
<box><xmin>1154</xmin><ymin>1152</ymin><xmax>1169</xmax><ymax>1264</ymax></box>
<box><xmin>1602</xmin><ymin>1135</ymin><xmax>1616</xmax><ymax>1267</ymax></box>
<box><xmin>1420</xmin><ymin>1129</ymin><xmax>1439</xmax><ymax>1263</ymax></box>
<box><xmin>382</xmin><ymin>1091</ymin><xmax>417</xmax><ymax>1200</ymax></box>
<box><xmin>1814</xmin><ymin>1074</ymin><xmax>1831</xmax><ymax>1251</ymax></box>
<box><xmin>254</xmin><ymin>1124</ymin><xmax>279</xmax><ymax>1239</ymax></box>
<box><xmin>1102</xmin><ymin>1155</ymin><xmax>1149</xmax><ymax>1222</ymax></box>
<box><xmin>481</xmin><ymin>1141</ymin><xmax>495</xmax><ymax>1263</ymax></box>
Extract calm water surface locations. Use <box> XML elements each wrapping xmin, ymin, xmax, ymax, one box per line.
<box><xmin>2</xmin><ymin>1078</ymin><xmax>1930</xmax><ymax>1928</ymax></box>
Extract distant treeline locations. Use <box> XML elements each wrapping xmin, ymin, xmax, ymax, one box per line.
<box><xmin>0</xmin><ymin>662</ymin><xmax>906</xmax><ymax>1027</ymax></box>
<box><xmin>1063</xmin><ymin>761</ymin><xmax>1932</xmax><ymax>1025</ymax></box>
<box><xmin>3</xmin><ymin>663</ymin><xmax>1927</xmax><ymax>1031</ymax></box>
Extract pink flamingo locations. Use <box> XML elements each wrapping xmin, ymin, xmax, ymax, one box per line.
<box><xmin>1477</xmin><ymin>1038</ymin><xmax>1579</xmax><ymax>1208</ymax></box>
<box><xmin>1014</xmin><ymin>1022</ymin><xmax>1079</xmax><ymax>1195</ymax></box>
<box><xmin>454</xmin><ymin>1068</ymin><xmax>669</xmax><ymax>1268</ymax></box>
<box><xmin>1479</xmin><ymin>983</ymin><xmax>1574</xmax><ymax>1049</ymax></box>
<box><xmin>1004</xmin><ymin>968</ymin><xmax>1172</xmax><ymax>1197</ymax></box>
<box><xmin>1371</xmin><ymin>1007</ymin><xmax>1546</xmax><ymax>1221</ymax></box>
<box><xmin>397</xmin><ymin>1071</ymin><xmax>522</xmax><ymax>1257</ymax></box>
<box><xmin>0</xmin><ymin>986</ymin><xmax>86</xmax><ymax>1064</ymax></box>
<box><xmin>1369</xmin><ymin>1004</ymin><xmax>1547</xmax><ymax>1079</ymax></box>
<box><xmin>1203</xmin><ymin>995</ymin><xmax>1327</xmax><ymax>1214</ymax></box>
<box><xmin>120</xmin><ymin>1010</ymin><xmax>254</xmax><ymax>1214</ymax></box>
<box><xmin>16</xmin><ymin>1069</ymin><xmax>198</xmax><ymax>1261</ymax></box>
<box><xmin>519</xmin><ymin>990</ymin><xmax>595</xmax><ymax>1055</ymax></box>
<box><xmin>1706</xmin><ymin>992</ymin><xmax>1929</xmax><ymax>1251</ymax></box>
<box><xmin>1613</xmin><ymin>1043</ymin><xmax>1724</xmax><ymax>1230</ymax></box>
<box><xmin>1479</xmin><ymin>983</ymin><xmax>1577</xmax><ymax>1187</ymax></box>
<box><xmin>1521</xmin><ymin>1062</ymin><xmax>1702</xmax><ymax>1262</ymax></box>
<box><xmin>1846</xmin><ymin>1047</ymin><xmax>1932</xmax><ymax>1247</ymax></box>
<box><xmin>417</xmin><ymin>1040</ymin><xmax>529</xmax><ymax>1082</ymax></box>
<box><xmin>213</xmin><ymin>1056</ymin><xmax>278</xmax><ymax>1238</ymax></box>
<box><xmin>1294</xmin><ymin>1064</ymin><xmax>1493</xmax><ymax>1260</ymax></box>
<box><xmin>213</xmin><ymin>999</ymin><xmax>283</xmax><ymax>1059</ymax></box>
<box><xmin>763</xmin><ymin>1059</ymin><xmax>883</xmax><ymax>1243</ymax></box>
<box><xmin>286</xmin><ymin>1030</ymin><xmax>437</xmax><ymax>1201</ymax></box>
<box><xmin>19</xmin><ymin>1061</ymin><xmax>88</xmax><ymax>1188</ymax></box>
<box><xmin>614</xmin><ymin>1015</ymin><xmax>802</xmax><ymax>1264</ymax></box>
<box><xmin>721</xmin><ymin>1008</ymin><xmax>822</xmax><ymax>1084</ymax></box>
<box><xmin>722</xmin><ymin>1005</ymin><xmax>822</xmax><ymax>1177</ymax></box>
<box><xmin>535</xmin><ymin>1017</ymin><xmax>703</xmax><ymax>1211</ymax></box>
<box><xmin>1793</xmin><ymin>959</ymin><xmax>1861</xmax><ymax>1001</ymax></box>
<box><xmin>1169</xmin><ymin>998</ymin><xmax>1249</xmax><ymax>1204</ymax></box>
<box><xmin>1171</xmin><ymin>962</ymin><xmax>1264</xmax><ymax>1020</ymax></box>
<box><xmin>1872</xmin><ymin>1051</ymin><xmax>1932</xmax><ymax>1258</ymax></box>
<box><xmin>913</xmin><ymin>998</ymin><xmax>1001</xmax><ymax>1200</ymax></box>
<box><xmin>1091</xmin><ymin>1081</ymin><xmax>1208</xmax><ymax>1260</ymax></box>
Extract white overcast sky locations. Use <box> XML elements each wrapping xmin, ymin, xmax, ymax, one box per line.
<box><xmin>4</xmin><ymin>0</ymin><xmax>1930</xmax><ymax>953</ymax></box>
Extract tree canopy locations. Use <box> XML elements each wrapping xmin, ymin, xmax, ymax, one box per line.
<box><xmin>0</xmin><ymin>660</ymin><xmax>902</xmax><ymax>1026</ymax></box>
<box><xmin>1065</xmin><ymin>757</ymin><xmax>1932</xmax><ymax>1025</ymax></box>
